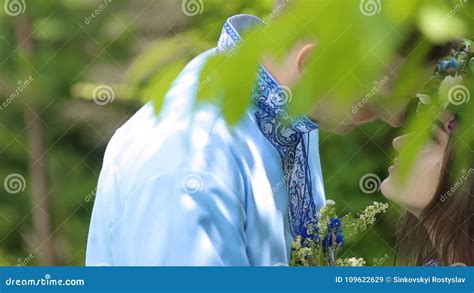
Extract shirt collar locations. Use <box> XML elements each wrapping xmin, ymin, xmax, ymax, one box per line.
<box><xmin>217</xmin><ymin>14</ymin><xmax>317</xmax><ymax>133</ymax></box>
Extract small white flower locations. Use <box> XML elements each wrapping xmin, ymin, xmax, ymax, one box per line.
<box><xmin>326</xmin><ymin>199</ymin><xmax>336</xmax><ymax>206</ymax></box>
<box><xmin>336</xmin><ymin>257</ymin><xmax>366</xmax><ymax>266</ymax></box>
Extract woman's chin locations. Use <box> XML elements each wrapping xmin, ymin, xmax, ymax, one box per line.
<box><xmin>381</xmin><ymin>165</ymin><xmax>400</xmax><ymax>200</ymax></box>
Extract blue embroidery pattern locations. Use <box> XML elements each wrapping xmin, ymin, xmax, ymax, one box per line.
<box><xmin>217</xmin><ymin>17</ymin><xmax>319</xmax><ymax>238</ymax></box>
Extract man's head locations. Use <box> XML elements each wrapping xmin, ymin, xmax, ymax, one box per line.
<box><xmin>263</xmin><ymin>41</ymin><xmax>406</xmax><ymax>134</ymax></box>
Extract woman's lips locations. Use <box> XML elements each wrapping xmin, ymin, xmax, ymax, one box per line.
<box><xmin>388</xmin><ymin>157</ymin><xmax>399</xmax><ymax>173</ymax></box>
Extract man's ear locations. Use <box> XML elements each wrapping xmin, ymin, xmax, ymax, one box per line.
<box><xmin>263</xmin><ymin>41</ymin><xmax>316</xmax><ymax>86</ymax></box>
<box><xmin>296</xmin><ymin>43</ymin><xmax>316</xmax><ymax>73</ymax></box>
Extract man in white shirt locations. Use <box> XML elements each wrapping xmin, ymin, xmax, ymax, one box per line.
<box><xmin>86</xmin><ymin>14</ymin><xmax>403</xmax><ymax>266</ymax></box>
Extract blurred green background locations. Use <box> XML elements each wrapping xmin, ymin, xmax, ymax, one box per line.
<box><xmin>0</xmin><ymin>0</ymin><xmax>470</xmax><ymax>266</ymax></box>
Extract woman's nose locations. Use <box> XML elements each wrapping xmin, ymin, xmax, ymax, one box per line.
<box><xmin>392</xmin><ymin>134</ymin><xmax>409</xmax><ymax>152</ymax></box>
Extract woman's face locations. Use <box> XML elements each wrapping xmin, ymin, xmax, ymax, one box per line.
<box><xmin>381</xmin><ymin>112</ymin><xmax>454</xmax><ymax>217</ymax></box>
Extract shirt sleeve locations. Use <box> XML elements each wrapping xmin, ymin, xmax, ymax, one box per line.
<box><xmin>87</xmin><ymin>168</ymin><xmax>249</xmax><ymax>266</ymax></box>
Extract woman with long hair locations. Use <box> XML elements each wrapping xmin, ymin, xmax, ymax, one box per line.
<box><xmin>380</xmin><ymin>39</ymin><xmax>473</xmax><ymax>266</ymax></box>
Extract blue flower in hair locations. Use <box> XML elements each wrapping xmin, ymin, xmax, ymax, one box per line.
<box><xmin>437</xmin><ymin>58</ymin><xmax>460</xmax><ymax>74</ymax></box>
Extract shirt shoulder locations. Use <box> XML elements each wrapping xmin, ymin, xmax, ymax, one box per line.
<box><xmin>102</xmin><ymin>49</ymin><xmax>248</xmax><ymax>201</ymax></box>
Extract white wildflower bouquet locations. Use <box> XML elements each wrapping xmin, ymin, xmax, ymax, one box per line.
<box><xmin>290</xmin><ymin>200</ymin><xmax>389</xmax><ymax>266</ymax></box>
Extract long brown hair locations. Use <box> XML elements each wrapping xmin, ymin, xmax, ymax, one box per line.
<box><xmin>395</xmin><ymin>135</ymin><xmax>474</xmax><ymax>266</ymax></box>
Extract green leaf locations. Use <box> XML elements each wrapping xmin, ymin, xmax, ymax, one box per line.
<box><xmin>417</xmin><ymin>2</ymin><xmax>468</xmax><ymax>43</ymax></box>
<box><xmin>147</xmin><ymin>61</ymin><xmax>188</xmax><ymax>113</ymax></box>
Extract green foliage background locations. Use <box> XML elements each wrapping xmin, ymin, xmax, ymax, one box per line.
<box><xmin>0</xmin><ymin>0</ymin><xmax>472</xmax><ymax>266</ymax></box>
